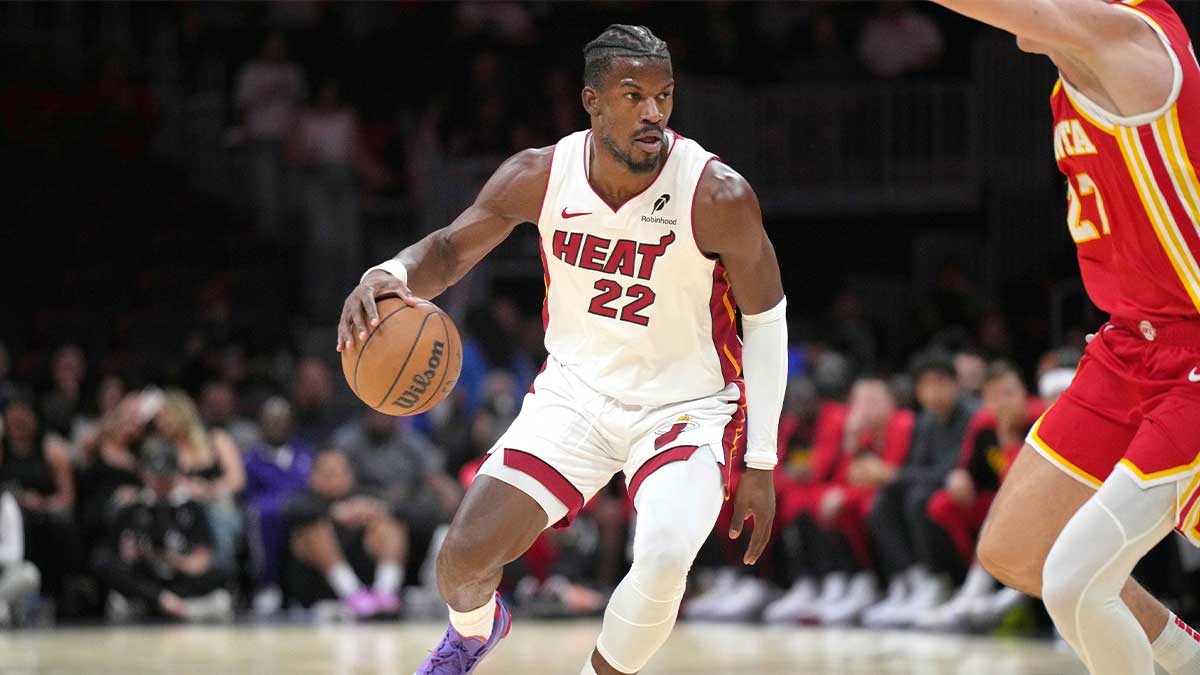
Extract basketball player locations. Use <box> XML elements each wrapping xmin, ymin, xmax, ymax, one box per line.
<box><xmin>337</xmin><ymin>25</ymin><xmax>786</xmax><ymax>675</ymax></box>
<box><xmin>929</xmin><ymin>2</ymin><xmax>1200</xmax><ymax>673</ymax></box>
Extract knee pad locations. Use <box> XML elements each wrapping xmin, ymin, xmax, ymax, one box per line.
<box><xmin>627</xmin><ymin>528</ymin><xmax>695</xmax><ymax>602</ymax></box>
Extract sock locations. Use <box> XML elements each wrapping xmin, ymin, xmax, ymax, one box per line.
<box><xmin>327</xmin><ymin>562</ymin><xmax>363</xmax><ymax>599</ymax></box>
<box><xmin>373</xmin><ymin>562</ymin><xmax>403</xmax><ymax>594</ymax></box>
<box><xmin>449</xmin><ymin>595</ymin><xmax>496</xmax><ymax>641</ymax></box>
<box><xmin>580</xmin><ymin>656</ymin><xmax>598</xmax><ymax>675</ymax></box>
<box><xmin>1152</xmin><ymin>612</ymin><xmax>1200</xmax><ymax>674</ymax></box>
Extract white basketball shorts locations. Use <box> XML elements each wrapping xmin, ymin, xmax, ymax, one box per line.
<box><xmin>477</xmin><ymin>356</ymin><xmax>746</xmax><ymax>529</ymax></box>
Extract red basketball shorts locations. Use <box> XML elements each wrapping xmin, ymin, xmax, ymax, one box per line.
<box><xmin>1026</xmin><ymin>317</ymin><xmax>1200</xmax><ymax>545</ymax></box>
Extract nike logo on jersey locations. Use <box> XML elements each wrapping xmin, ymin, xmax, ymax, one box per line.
<box><xmin>1189</xmin><ymin>368</ymin><xmax>1200</xmax><ymax>383</ymax></box>
<box><xmin>561</xmin><ymin>208</ymin><xmax>592</xmax><ymax>219</ymax></box>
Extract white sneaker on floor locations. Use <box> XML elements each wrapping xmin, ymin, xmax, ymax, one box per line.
<box><xmin>183</xmin><ymin>589</ymin><xmax>233</xmax><ymax>623</ymax></box>
<box><xmin>968</xmin><ymin>587</ymin><xmax>1029</xmax><ymax>628</ymax></box>
<box><xmin>913</xmin><ymin>590</ymin><xmax>973</xmax><ymax>631</ymax></box>
<box><xmin>817</xmin><ymin>572</ymin><xmax>880</xmax><ymax>626</ymax></box>
<box><xmin>891</xmin><ymin>575</ymin><xmax>950</xmax><ymax>628</ymax></box>
<box><xmin>763</xmin><ymin>577</ymin><xmax>819</xmax><ymax>624</ymax></box>
<box><xmin>701</xmin><ymin>576</ymin><xmax>774</xmax><ymax>621</ymax></box>
<box><xmin>253</xmin><ymin>586</ymin><xmax>282</xmax><ymax>617</ymax></box>
<box><xmin>683</xmin><ymin>568</ymin><xmax>739</xmax><ymax>619</ymax></box>
<box><xmin>861</xmin><ymin>577</ymin><xmax>909</xmax><ymax>628</ymax></box>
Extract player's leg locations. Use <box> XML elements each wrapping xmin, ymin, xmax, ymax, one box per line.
<box><xmin>435</xmin><ymin>474</ymin><xmax>553</xmax><ymax>629</ymax></box>
<box><xmin>976</xmin><ymin>444</ymin><xmax>1094</xmax><ymax>594</ymax></box>
<box><xmin>1041</xmin><ymin>469</ymin><xmax>1175</xmax><ymax>674</ymax></box>
<box><xmin>586</xmin><ymin>449</ymin><xmax>724</xmax><ymax>675</ymax></box>
<box><xmin>977</xmin><ymin>445</ymin><xmax>1169</xmax><ymax>633</ymax></box>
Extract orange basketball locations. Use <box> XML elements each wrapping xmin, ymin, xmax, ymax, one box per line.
<box><xmin>341</xmin><ymin>296</ymin><xmax>463</xmax><ymax>416</ymax></box>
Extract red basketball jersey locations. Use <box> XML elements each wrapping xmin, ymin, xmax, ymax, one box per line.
<box><xmin>1050</xmin><ymin>0</ymin><xmax>1200</xmax><ymax>321</ymax></box>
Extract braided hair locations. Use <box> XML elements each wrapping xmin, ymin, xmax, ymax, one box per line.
<box><xmin>583</xmin><ymin>24</ymin><xmax>670</xmax><ymax>89</ymax></box>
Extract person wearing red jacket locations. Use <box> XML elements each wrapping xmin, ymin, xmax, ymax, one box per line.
<box><xmin>765</xmin><ymin>378</ymin><xmax>914</xmax><ymax>625</ymax></box>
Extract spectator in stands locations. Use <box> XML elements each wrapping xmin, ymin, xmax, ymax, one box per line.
<box><xmin>332</xmin><ymin>409</ymin><xmax>461</xmax><ymax>576</ymax></box>
<box><xmin>954</xmin><ymin>351</ymin><xmax>986</xmax><ymax>403</ymax></box>
<box><xmin>862</xmin><ymin>349</ymin><xmax>977</xmax><ymax>628</ymax></box>
<box><xmin>916</xmin><ymin>361</ymin><xmax>1042</xmax><ymax>630</ymax></box>
<box><xmin>242</xmin><ymin>397</ymin><xmax>313</xmax><ymax>615</ymax></box>
<box><xmin>0</xmin><ymin>486</ymin><xmax>39</xmax><ymax>626</ymax></box>
<box><xmin>153</xmin><ymin>390</ymin><xmax>244</xmax><ymax>572</ymax></box>
<box><xmin>198</xmin><ymin>379</ymin><xmax>259</xmax><ymax>451</ymax></box>
<box><xmin>76</xmin><ymin>393</ymin><xmax>147</xmax><ymax>558</ymax></box>
<box><xmin>766</xmin><ymin>378</ymin><xmax>914</xmax><ymax>625</ymax></box>
<box><xmin>70</xmin><ymin>374</ymin><xmax>126</xmax><ymax>462</ymax></box>
<box><xmin>287</xmin><ymin>78</ymin><xmax>389</xmax><ymax>322</ymax></box>
<box><xmin>291</xmin><ymin>357</ymin><xmax>342</xmax><ymax>447</ymax></box>
<box><xmin>856</xmin><ymin>0</ymin><xmax>945</xmax><ymax>79</ymax></box>
<box><xmin>0</xmin><ymin>390</ymin><xmax>80</xmax><ymax>613</ymax></box>
<box><xmin>95</xmin><ymin>438</ymin><xmax>232</xmax><ymax>622</ymax></box>
<box><xmin>285</xmin><ymin>449</ymin><xmax>406</xmax><ymax>619</ymax></box>
<box><xmin>235</xmin><ymin>32</ymin><xmax>306</xmax><ymax>239</ymax></box>
<box><xmin>39</xmin><ymin>344</ymin><xmax>86</xmax><ymax>438</ymax></box>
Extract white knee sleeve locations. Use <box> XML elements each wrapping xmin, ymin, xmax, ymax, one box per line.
<box><xmin>1042</xmin><ymin>468</ymin><xmax>1176</xmax><ymax>675</ymax></box>
<box><xmin>594</xmin><ymin>450</ymin><xmax>723</xmax><ymax>674</ymax></box>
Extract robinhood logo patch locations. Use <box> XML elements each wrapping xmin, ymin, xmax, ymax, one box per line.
<box><xmin>642</xmin><ymin>193</ymin><xmax>676</xmax><ymax>225</ymax></box>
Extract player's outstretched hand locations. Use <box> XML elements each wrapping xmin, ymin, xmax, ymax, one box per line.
<box><xmin>337</xmin><ymin>269</ymin><xmax>422</xmax><ymax>352</ymax></box>
<box><xmin>728</xmin><ymin>468</ymin><xmax>776</xmax><ymax>566</ymax></box>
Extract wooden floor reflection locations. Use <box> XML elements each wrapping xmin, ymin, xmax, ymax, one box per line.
<box><xmin>0</xmin><ymin>621</ymin><xmax>1087</xmax><ymax>674</ymax></box>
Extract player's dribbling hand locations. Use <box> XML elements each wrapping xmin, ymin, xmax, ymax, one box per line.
<box><xmin>728</xmin><ymin>468</ymin><xmax>776</xmax><ymax>566</ymax></box>
<box><xmin>337</xmin><ymin>269</ymin><xmax>423</xmax><ymax>352</ymax></box>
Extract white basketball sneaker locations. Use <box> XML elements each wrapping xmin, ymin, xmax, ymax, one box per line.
<box><xmin>762</xmin><ymin>577</ymin><xmax>819</xmax><ymax>624</ymax></box>
<box><xmin>817</xmin><ymin>572</ymin><xmax>880</xmax><ymax>626</ymax></box>
<box><xmin>862</xmin><ymin>576</ymin><xmax>910</xmax><ymax>628</ymax></box>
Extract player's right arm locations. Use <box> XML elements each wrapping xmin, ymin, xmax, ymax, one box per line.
<box><xmin>337</xmin><ymin>146</ymin><xmax>552</xmax><ymax>351</ymax></box>
<box><xmin>930</xmin><ymin>0</ymin><xmax>1175</xmax><ymax>117</ymax></box>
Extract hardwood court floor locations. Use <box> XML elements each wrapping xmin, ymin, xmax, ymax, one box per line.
<box><xmin>0</xmin><ymin>621</ymin><xmax>1088</xmax><ymax>675</ymax></box>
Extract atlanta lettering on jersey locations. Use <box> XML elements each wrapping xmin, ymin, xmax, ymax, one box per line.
<box><xmin>551</xmin><ymin>230</ymin><xmax>677</xmax><ymax>281</ymax></box>
<box><xmin>1054</xmin><ymin>119</ymin><xmax>1098</xmax><ymax>160</ymax></box>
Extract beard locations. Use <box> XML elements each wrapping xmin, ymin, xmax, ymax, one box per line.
<box><xmin>598</xmin><ymin>128</ymin><xmax>661</xmax><ymax>174</ymax></box>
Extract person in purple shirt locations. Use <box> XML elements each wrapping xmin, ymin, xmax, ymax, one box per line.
<box><xmin>242</xmin><ymin>397</ymin><xmax>313</xmax><ymax>613</ymax></box>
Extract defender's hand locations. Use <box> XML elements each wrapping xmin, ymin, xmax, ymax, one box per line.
<box><xmin>728</xmin><ymin>468</ymin><xmax>776</xmax><ymax>565</ymax></box>
<box><xmin>337</xmin><ymin>269</ymin><xmax>422</xmax><ymax>352</ymax></box>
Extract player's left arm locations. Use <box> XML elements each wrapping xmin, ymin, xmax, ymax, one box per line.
<box><xmin>693</xmin><ymin>160</ymin><xmax>786</xmax><ymax>565</ymax></box>
<box><xmin>930</xmin><ymin>0</ymin><xmax>1175</xmax><ymax>115</ymax></box>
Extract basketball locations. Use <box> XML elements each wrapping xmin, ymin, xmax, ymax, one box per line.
<box><xmin>340</xmin><ymin>295</ymin><xmax>463</xmax><ymax>416</ymax></box>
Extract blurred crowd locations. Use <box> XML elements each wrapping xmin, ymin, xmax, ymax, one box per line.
<box><xmin>4</xmin><ymin>322</ymin><xmax>1198</xmax><ymax>633</ymax></box>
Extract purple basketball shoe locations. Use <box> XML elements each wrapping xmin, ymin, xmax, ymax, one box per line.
<box><xmin>414</xmin><ymin>594</ymin><xmax>512</xmax><ymax>674</ymax></box>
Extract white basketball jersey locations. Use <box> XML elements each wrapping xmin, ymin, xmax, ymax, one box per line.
<box><xmin>536</xmin><ymin>129</ymin><xmax>743</xmax><ymax>406</ymax></box>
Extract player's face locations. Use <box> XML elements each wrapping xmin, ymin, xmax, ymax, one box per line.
<box><xmin>588</xmin><ymin>58</ymin><xmax>675</xmax><ymax>174</ymax></box>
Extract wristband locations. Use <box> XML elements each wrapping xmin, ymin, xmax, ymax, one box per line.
<box><xmin>362</xmin><ymin>259</ymin><xmax>409</xmax><ymax>285</ymax></box>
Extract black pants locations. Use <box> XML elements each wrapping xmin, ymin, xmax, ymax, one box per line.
<box><xmin>22</xmin><ymin>509</ymin><xmax>83</xmax><ymax>600</ymax></box>
<box><xmin>95</xmin><ymin>553</ymin><xmax>227</xmax><ymax>609</ymax></box>
<box><xmin>867</xmin><ymin>479</ymin><xmax>938</xmax><ymax>580</ymax></box>
<box><xmin>776</xmin><ymin>514</ymin><xmax>858</xmax><ymax>586</ymax></box>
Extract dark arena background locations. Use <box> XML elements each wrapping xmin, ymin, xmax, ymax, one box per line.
<box><xmin>2</xmin><ymin>2</ymin><xmax>1199</xmax><ymax>673</ymax></box>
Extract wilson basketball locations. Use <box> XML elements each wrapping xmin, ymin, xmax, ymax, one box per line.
<box><xmin>340</xmin><ymin>296</ymin><xmax>462</xmax><ymax>416</ymax></box>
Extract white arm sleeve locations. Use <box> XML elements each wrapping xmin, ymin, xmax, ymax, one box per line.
<box><xmin>740</xmin><ymin>298</ymin><xmax>788</xmax><ymax>470</ymax></box>
<box><xmin>0</xmin><ymin>492</ymin><xmax>24</xmax><ymax>564</ymax></box>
